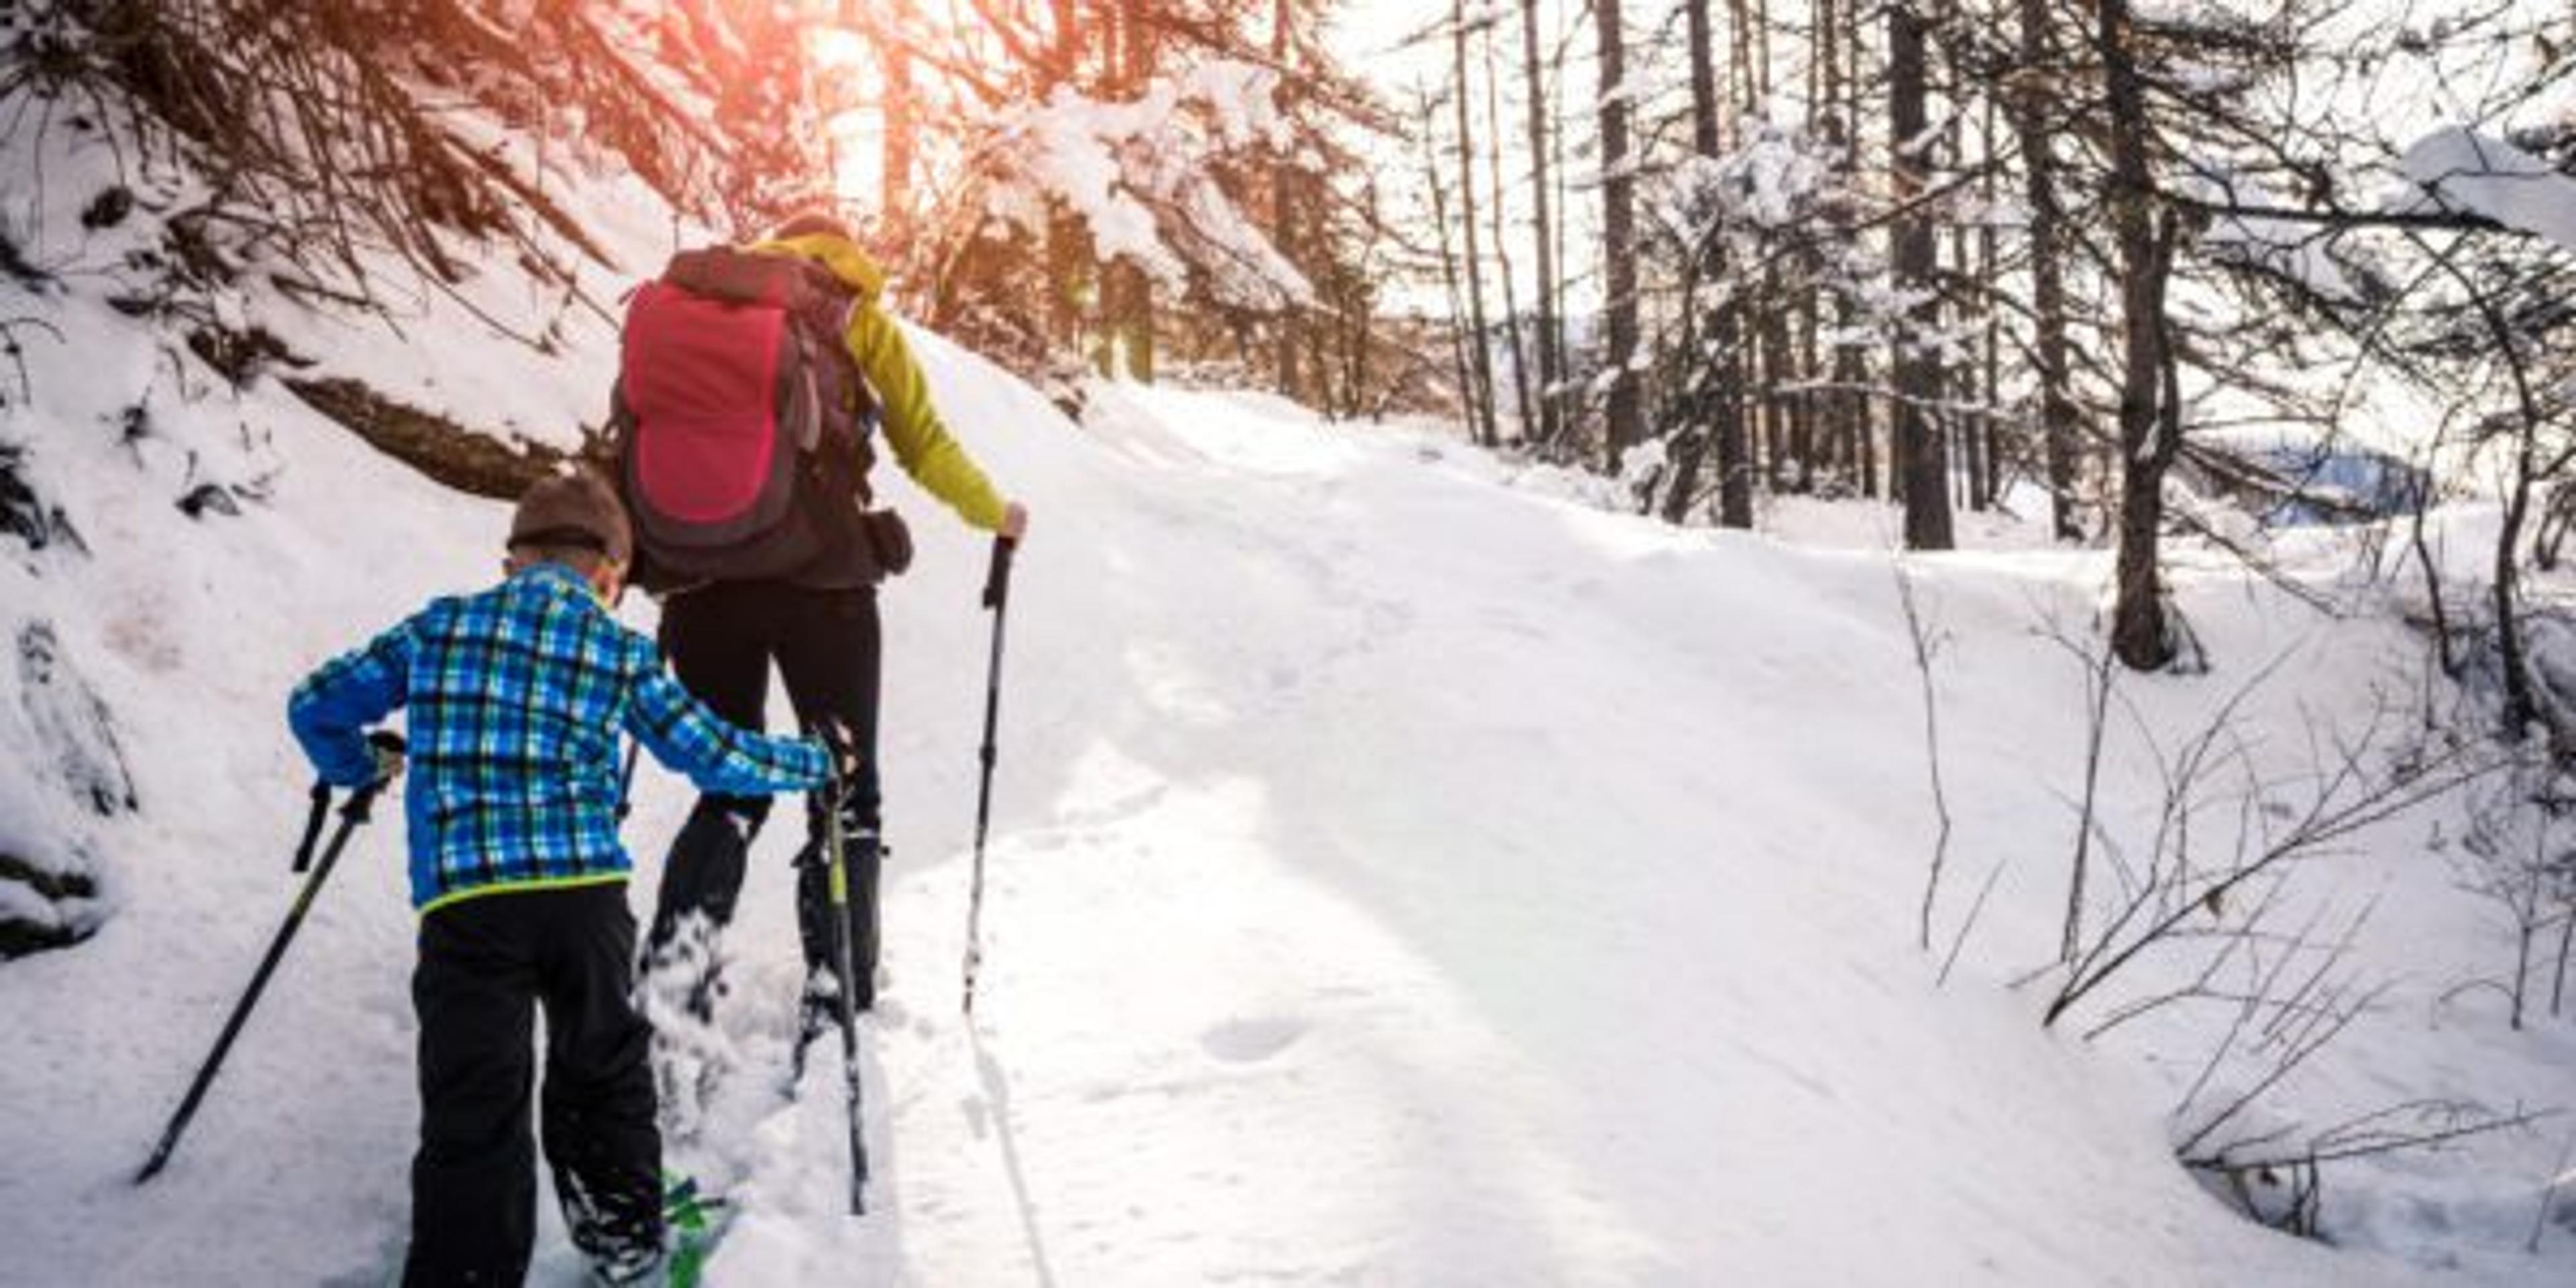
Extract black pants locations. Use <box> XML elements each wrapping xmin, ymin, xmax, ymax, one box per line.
<box><xmin>648</xmin><ymin>580</ymin><xmax>882</xmax><ymax>1014</ymax></box>
<box><xmin>405</xmin><ymin>884</ymin><xmax>660</xmax><ymax>1287</ymax></box>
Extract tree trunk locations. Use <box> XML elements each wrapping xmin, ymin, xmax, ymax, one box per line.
<box><xmin>1453</xmin><ymin>0</ymin><xmax>1499</xmax><ymax>447</ymax></box>
<box><xmin>1973</xmin><ymin>50</ymin><xmax>2003</xmax><ymax>509</ymax></box>
<box><xmin>1272</xmin><ymin>163</ymin><xmax>1304</xmax><ymax>400</ymax></box>
<box><xmin>1796</xmin><ymin>278</ymin><xmax>1819</xmax><ymax>492</ymax></box>
<box><xmin>2474</xmin><ymin>282</ymin><xmax>2548</xmax><ymax>737</ymax></box>
<box><xmin>1271</xmin><ymin>0</ymin><xmax>1303</xmax><ymax>401</ymax></box>
<box><xmin>1816</xmin><ymin>0</ymin><xmax>1847</xmax><ymax>488</ymax></box>
<box><xmin>1552</xmin><ymin>65</ymin><xmax>1572</xmax><ymax>453</ymax></box>
<box><xmin>1841</xmin><ymin>0</ymin><xmax>1876</xmax><ymax>498</ymax></box>
<box><xmin>1714</xmin><ymin>312</ymin><xmax>1753</xmax><ymax>525</ymax></box>
<box><xmin>1762</xmin><ymin>262</ymin><xmax>1797</xmax><ymax>491</ymax></box>
<box><xmin>1099</xmin><ymin>0</ymin><xmax>1157</xmax><ymax>380</ymax></box>
<box><xmin>1890</xmin><ymin>2</ymin><xmax>1952</xmax><ymax>549</ymax></box>
<box><xmin>1099</xmin><ymin>264</ymin><xmax>1155</xmax><ymax>380</ymax></box>
<box><xmin>2016</xmin><ymin>0</ymin><xmax>2080</xmax><ymax>541</ymax></box>
<box><xmin>1484</xmin><ymin>20</ymin><xmax>1534</xmax><ymax>445</ymax></box>
<box><xmin>1728</xmin><ymin>0</ymin><xmax>1754</xmax><ymax>114</ymax></box>
<box><xmin>1666</xmin><ymin>0</ymin><xmax>1717</xmax><ymax>523</ymax></box>
<box><xmin>2498</xmin><ymin>427</ymin><xmax>2538</xmax><ymax>738</ymax></box>
<box><xmin>1686</xmin><ymin>0</ymin><xmax>1752</xmax><ymax>526</ymax></box>
<box><xmin>881</xmin><ymin>0</ymin><xmax>916</xmax><ymax>227</ymax></box>
<box><xmin>1980</xmin><ymin>82</ymin><xmax>2002</xmax><ymax>508</ymax></box>
<box><xmin>1955</xmin><ymin>221</ymin><xmax>1986</xmax><ymax>512</ymax></box>
<box><xmin>1945</xmin><ymin>34</ymin><xmax>1986</xmax><ymax>514</ymax></box>
<box><xmin>1595</xmin><ymin>0</ymin><xmax>1641</xmax><ymax>471</ymax></box>
<box><xmin>2103</xmin><ymin>0</ymin><xmax>2175</xmax><ymax>668</ymax></box>
<box><xmin>1421</xmin><ymin>93</ymin><xmax>1477</xmax><ymax>433</ymax></box>
<box><xmin>1752</xmin><ymin>0</ymin><xmax>1772</xmax><ymax>102</ymax></box>
<box><xmin>1518</xmin><ymin>0</ymin><xmax>1563</xmax><ymax>449</ymax></box>
<box><xmin>1342</xmin><ymin>182</ymin><xmax>1376</xmax><ymax>419</ymax></box>
<box><xmin>1044</xmin><ymin>0</ymin><xmax>1089</xmax><ymax>351</ymax></box>
<box><xmin>1688</xmin><ymin>0</ymin><xmax>1720</xmax><ymax>155</ymax></box>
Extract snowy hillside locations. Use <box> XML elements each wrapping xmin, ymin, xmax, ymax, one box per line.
<box><xmin>3</xmin><ymin>269</ymin><xmax>2574</xmax><ymax>1284</ymax></box>
<box><xmin>11</xmin><ymin>0</ymin><xmax>2576</xmax><ymax>1283</ymax></box>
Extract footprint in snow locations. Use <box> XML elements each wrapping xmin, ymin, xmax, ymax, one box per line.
<box><xmin>1199</xmin><ymin>1015</ymin><xmax>1308</xmax><ymax>1064</ymax></box>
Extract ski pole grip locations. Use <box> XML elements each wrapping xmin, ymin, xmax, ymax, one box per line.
<box><xmin>344</xmin><ymin>731</ymin><xmax>409</xmax><ymax>824</ymax></box>
<box><xmin>291</xmin><ymin>782</ymin><xmax>333</xmax><ymax>873</ymax></box>
<box><xmin>981</xmin><ymin>535</ymin><xmax>1017</xmax><ymax>612</ymax></box>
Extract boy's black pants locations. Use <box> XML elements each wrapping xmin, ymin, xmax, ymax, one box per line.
<box><xmin>647</xmin><ymin>580</ymin><xmax>883</xmax><ymax>1013</ymax></box>
<box><xmin>405</xmin><ymin>883</ymin><xmax>660</xmax><ymax>1287</ymax></box>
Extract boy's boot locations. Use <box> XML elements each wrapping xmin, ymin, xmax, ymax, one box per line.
<box><xmin>645</xmin><ymin>796</ymin><xmax>769</xmax><ymax>1020</ymax></box>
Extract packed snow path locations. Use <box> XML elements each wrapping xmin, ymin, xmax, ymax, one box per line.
<box><xmin>3</xmin><ymin>331</ymin><xmax>2569</xmax><ymax>1285</ymax></box>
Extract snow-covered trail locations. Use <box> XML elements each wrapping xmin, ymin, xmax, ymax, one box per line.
<box><xmin>669</xmin><ymin>350</ymin><xmax>2398</xmax><ymax>1286</ymax></box>
<box><xmin>2</xmin><ymin>322</ymin><xmax>2563</xmax><ymax>1286</ymax></box>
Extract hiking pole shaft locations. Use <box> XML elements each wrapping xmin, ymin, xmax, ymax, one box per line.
<box><xmin>616</xmin><ymin>737</ymin><xmax>641</xmax><ymax>822</ymax></box>
<box><xmin>963</xmin><ymin>536</ymin><xmax>1016</xmax><ymax>1016</ymax></box>
<box><xmin>822</xmin><ymin>794</ymin><xmax>869</xmax><ymax>1216</ymax></box>
<box><xmin>136</xmin><ymin>740</ymin><xmax>399</xmax><ymax>1185</ymax></box>
<box><xmin>290</xmin><ymin>782</ymin><xmax>330</xmax><ymax>873</ymax></box>
<box><xmin>624</xmin><ymin>628</ymin><xmax>666</xmax><ymax>824</ymax></box>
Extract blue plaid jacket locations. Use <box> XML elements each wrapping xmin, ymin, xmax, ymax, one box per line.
<box><xmin>288</xmin><ymin>562</ymin><xmax>829</xmax><ymax>912</ymax></box>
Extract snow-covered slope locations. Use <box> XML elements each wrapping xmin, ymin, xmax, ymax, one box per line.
<box><xmin>5</xmin><ymin>278</ymin><xmax>2573</xmax><ymax>1284</ymax></box>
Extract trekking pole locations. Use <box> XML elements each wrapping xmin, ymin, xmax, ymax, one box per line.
<box><xmin>616</xmin><ymin>738</ymin><xmax>641</xmax><ymax>822</ymax></box>
<box><xmin>820</xmin><ymin>772</ymin><xmax>870</xmax><ymax>1216</ymax></box>
<box><xmin>961</xmin><ymin>535</ymin><xmax>1017</xmax><ymax>1017</ymax></box>
<box><xmin>135</xmin><ymin>731</ymin><xmax>405</xmax><ymax>1185</ymax></box>
<box><xmin>621</xmin><ymin>625</ymin><xmax>665</xmax><ymax>824</ymax></box>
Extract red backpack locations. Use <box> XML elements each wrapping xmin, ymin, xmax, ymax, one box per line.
<box><xmin>611</xmin><ymin>248</ymin><xmax>893</xmax><ymax>593</ymax></box>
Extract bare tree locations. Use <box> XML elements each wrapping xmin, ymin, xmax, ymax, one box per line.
<box><xmin>1518</xmin><ymin>0</ymin><xmax>1564</xmax><ymax>449</ymax></box>
<box><xmin>2446</xmin><ymin>768</ymin><xmax>2576</xmax><ymax>1031</ymax></box>
<box><xmin>2010</xmin><ymin>0</ymin><xmax>2081</xmax><ymax>540</ymax></box>
<box><xmin>1483</xmin><ymin>18</ymin><xmax>1535</xmax><ymax>444</ymax></box>
<box><xmin>1895</xmin><ymin>556</ymin><xmax>1953</xmax><ymax>951</ymax></box>
<box><xmin>2041</xmin><ymin>682</ymin><xmax>2483</xmax><ymax>1030</ymax></box>
<box><xmin>2097</xmin><ymin>0</ymin><xmax>2182</xmax><ymax>669</ymax></box>
<box><xmin>1417</xmin><ymin>87</ymin><xmax>1479</xmax><ymax>436</ymax></box>
<box><xmin>1451</xmin><ymin>0</ymin><xmax>1499</xmax><ymax>447</ymax></box>
<box><xmin>1594</xmin><ymin>0</ymin><xmax>1644</xmax><ymax>471</ymax></box>
<box><xmin>1889</xmin><ymin>2</ymin><xmax>1953</xmax><ymax>549</ymax></box>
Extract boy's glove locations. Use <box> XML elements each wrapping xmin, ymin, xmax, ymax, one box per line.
<box><xmin>365</xmin><ymin>730</ymin><xmax>407</xmax><ymax>786</ymax></box>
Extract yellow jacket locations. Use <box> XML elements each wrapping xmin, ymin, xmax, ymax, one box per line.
<box><xmin>749</xmin><ymin>231</ymin><xmax>1009</xmax><ymax>532</ymax></box>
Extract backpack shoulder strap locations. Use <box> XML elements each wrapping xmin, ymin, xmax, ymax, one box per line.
<box><xmin>785</xmin><ymin>267</ymin><xmax>878</xmax><ymax>436</ymax></box>
<box><xmin>792</xmin><ymin>263</ymin><xmax>861</xmax><ymax>345</ymax></box>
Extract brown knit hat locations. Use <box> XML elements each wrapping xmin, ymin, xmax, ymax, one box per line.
<box><xmin>508</xmin><ymin>470</ymin><xmax>633</xmax><ymax>566</ymax></box>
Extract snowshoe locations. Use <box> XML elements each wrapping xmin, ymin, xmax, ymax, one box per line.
<box><xmin>663</xmin><ymin>1171</ymin><xmax>733</xmax><ymax>1288</ymax></box>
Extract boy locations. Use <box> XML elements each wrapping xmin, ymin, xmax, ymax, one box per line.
<box><xmin>288</xmin><ymin>470</ymin><xmax>832</xmax><ymax>1286</ymax></box>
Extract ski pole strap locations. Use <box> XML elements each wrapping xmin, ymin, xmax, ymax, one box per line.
<box><xmin>981</xmin><ymin>535</ymin><xmax>1016</xmax><ymax>612</ymax></box>
<box><xmin>290</xmin><ymin>782</ymin><xmax>333</xmax><ymax>873</ymax></box>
